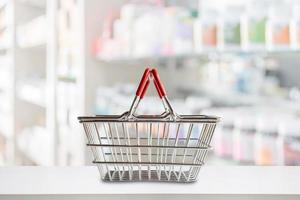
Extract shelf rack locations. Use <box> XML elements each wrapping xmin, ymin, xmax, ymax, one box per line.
<box><xmin>0</xmin><ymin>0</ymin><xmax>299</xmax><ymax>166</ymax></box>
<box><xmin>13</xmin><ymin>0</ymin><xmax>53</xmax><ymax>165</ymax></box>
<box><xmin>96</xmin><ymin>49</ymin><xmax>300</xmax><ymax>64</ymax></box>
<box><xmin>0</xmin><ymin>0</ymin><xmax>88</xmax><ymax>166</ymax></box>
<box><xmin>0</xmin><ymin>0</ymin><xmax>15</xmax><ymax>165</ymax></box>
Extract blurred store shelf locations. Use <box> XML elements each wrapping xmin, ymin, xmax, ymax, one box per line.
<box><xmin>96</xmin><ymin>53</ymin><xmax>207</xmax><ymax>64</ymax></box>
<box><xmin>0</xmin><ymin>46</ymin><xmax>8</xmax><ymax>51</ymax></box>
<box><xmin>17</xmin><ymin>15</ymin><xmax>46</xmax><ymax>48</ymax></box>
<box><xmin>0</xmin><ymin>0</ymin><xmax>14</xmax><ymax>165</ymax></box>
<box><xmin>17</xmin><ymin>126</ymin><xmax>53</xmax><ymax>165</ymax></box>
<box><xmin>97</xmin><ymin>50</ymin><xmax>300</xmax><ymax>64</ymax></box>
<box><xmin>0</xmin><ymin>0</ymin><xmax>300</xmax><ymax>167</ymax></box>
<box><xmin>17</xmin><ymin>80</ymin><xmax>46</xmax><ymax>108</ymax></box>
<box><xmin>20</xmin><ymin>0</ymin><xmax>46</xmax><ymax>9</ymax></box>
<box><xmin>0</xmin><ymin>114</ymin><xmax>12</xmax><ymax>139</ymax></box>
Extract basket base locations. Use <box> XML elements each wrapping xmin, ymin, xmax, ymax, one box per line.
<box><xmin>102</xmin><ymin>170</ymin><xmax>197</xmax><ymax>183</ymax></box>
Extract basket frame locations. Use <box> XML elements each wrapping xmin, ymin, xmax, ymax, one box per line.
<box><xmin>78</xmin><ymin>68</ymin><xmax>219</xmax><ymax>183</ymax></box>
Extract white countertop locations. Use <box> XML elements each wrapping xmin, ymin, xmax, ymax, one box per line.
<box><xmin>0</xmin><ymin>166</ymin><xmax>299</xmax><ymax>195</ymax></box>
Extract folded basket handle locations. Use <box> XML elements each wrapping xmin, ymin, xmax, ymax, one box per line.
<box><xmin>135</xmin><ymin>68</ymin><xmax>151</xmax><ymax>98</ymax></box>
<box><xmin>153</xmin><ymin>79</ymin><xmax>163</xmax><ymax>98</ymax></box>
<box><xmin>135</xmin><ymin>68</ymin><xmax>166</xmax><ymax>99</ymax></box>
<box><xmin>128</xmin><ymin>68</ymin><xmax>177</xmax><ymax>119</ymax></box>
<box><xmin>151</xmin><ymin>68</ymin><xmax>166</xmax><ymax>98</ymax></box>
<box><xmin>140</xmin><ymin>79</ymin><xmax>150</xmax><ymax>99</ymax></box>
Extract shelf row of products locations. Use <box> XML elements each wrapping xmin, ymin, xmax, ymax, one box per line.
<box><xmin>206</xmin><ymin>106</ymin><xmax>300</xmax><ymax>166</ymax></box>
<box><xmin>0</xmin><ymin>2</ymin><xmax>13</xmax><ymax>165</ymax></box>
<box><xmin>14</xmin><ymin>2</ymin><xmax>48</xmax><ymax>166</ymax></box>
<box><xmin>15</xmin><ymin>79</ymin><xmax>82</xmax><ymax>165</ymax></box>
<box><xmin>0</xmin><ymin>66</ymin><xmax>12</xmax><ymax>91</ymax></box>
<box><xmin>17</xmin><ymin>15</ymin><xmax>46</xmax><ymax>48</ymax></box>
<box><xmin>0</xmin><ymin>56</ymin><xmax>12</xmax><ymax>96</ymax></box>
<box><xmin>0</xmin><ymin>113</ymin><xmax>12</xmax><ymax>139</ymax></box>
<box><xmin>56</xmin><ymin>124</ymin><xmax>83</xmax><ymax>166</ymax></box>
<box><xmin>0</xmin><ymin>28</ymin><xmax>10</xmax><ymax>49</ymax></box>
<box><xmin>56</xmin><ymin>81</ymin><xmax>78</xmax><ymax>128</ymax></box>
<box><xmin>56</xmin><ymin>81</ymin><xmax>83</xmax><ymax>166</ymax></box>
<box><xmin>94</xmin><ymin>84</ymin><xmax>300</xmax><ymax>165</ymax></box>
<box><xmin>57</xmin><ymin>2</ymin><xmax>80</xmax><ymax>54</ymax></box>
<box><xmin>181</xmin><ymin>54</ymin><xmax>282</xmax><ymax>97</ymax></box>
<box><xmin>0</xmin><ymin>2</ymin><xmax>11</xmax><ymax>50</ymax></box>
<box><xmin>0</xmin><ymin>137</ymin><xmax>8</xmax><ymax>166</ymax></box>
<box><xmin>0</xmin><ymin>92</ymin><xmax>12</xmax><ymax>114</ymax></box>
<box><xmin>17</xmin><ymin>78</ymin><xmax>46</xmax><ymax>107</ymax></box>
<box><xmin>20</xmin><ymin>0</ymin><xmax>46</xmax><ymax>9</ymax></box>
<box><xmin>0</xmin><ymin>2</ymin><xmax>11</xmax><ymax>29</ymax></box>
<box><xmin>57</xmin><ymin>51</ymin><xmax>80</xmax><ymax>81</ymax></box>
<box><xmin>17</xmin><ymin>126</ymin><xmax>53</xmax><ymax>165</ymax></box>
<box><xmin>0</xmin><ymin>0</ymin><xmax>82</xmax><ymax>166</ymax></box>
<box><xmin>55</xmin><ymin>0</ymin><xmax>84</xmax><ymax>166</ymax></box>
<box><xmin>94</xmin><ymin>84</ymin><xmax>211</xmax><ymax>116</ymax></box>
<box><xmin>95</xmin><ymin>3</ymin><xmax>300</xmax><ymax>60</ymax></box>
<box><xmin>0</xmin><ymin>132</ymin><xmax>14</xmax><ymax>165</ymax></box>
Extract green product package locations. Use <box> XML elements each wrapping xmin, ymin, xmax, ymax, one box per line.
<box><xmin>248</xmin><ymin>18</ymin><xmax>266</xmax><ymax>44</ymax></box>
<box><xmin>224</xmin><ymin>22</ymin><xmax>241</xmax><ymax>45</ymax></box>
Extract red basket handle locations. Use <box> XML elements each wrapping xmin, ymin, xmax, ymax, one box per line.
<box><xmin>153</xmin><ymin>78</ymin><xmax>163</xmax><ymax>98</ymax></box>
<box><xmin>151</xmin><ymin>68</ymin><xmax>166</xmax><ymax>98</ymax></box>
<box><xmin>128</xmin><ymin>67</ymin><xmax>176</xmax><ymax>119</ymax></box>
<box><xmin>135</xmin><ymin>68</ymin><xmax>151</xmax><ymax>98</ymax></box>
<box><xmin>135</xmin><ymin>68</ymin><xmax>167</xmax><ymax>99</ymax></box>
<box><xmin>140</xmin><ymin>79</ymin><xmax>150</xmax><ymax>99</ymax></box>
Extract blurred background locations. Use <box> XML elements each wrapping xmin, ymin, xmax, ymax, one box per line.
<box><xmin>0</xmin><ymin>0</ymin><xmax>300</xmax><ymax>166</ymax></box>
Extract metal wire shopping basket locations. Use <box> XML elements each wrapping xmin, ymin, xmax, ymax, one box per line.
<box><xmin>78</xmin><ymin>68</ymin><xmax>219</xmax><ymax>183</ymax></box>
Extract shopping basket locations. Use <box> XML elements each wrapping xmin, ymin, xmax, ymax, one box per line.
<box><xmin>78</xmin><ymin>68</ymin><xmax>219</xmax><ymax>183</ymax></box>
